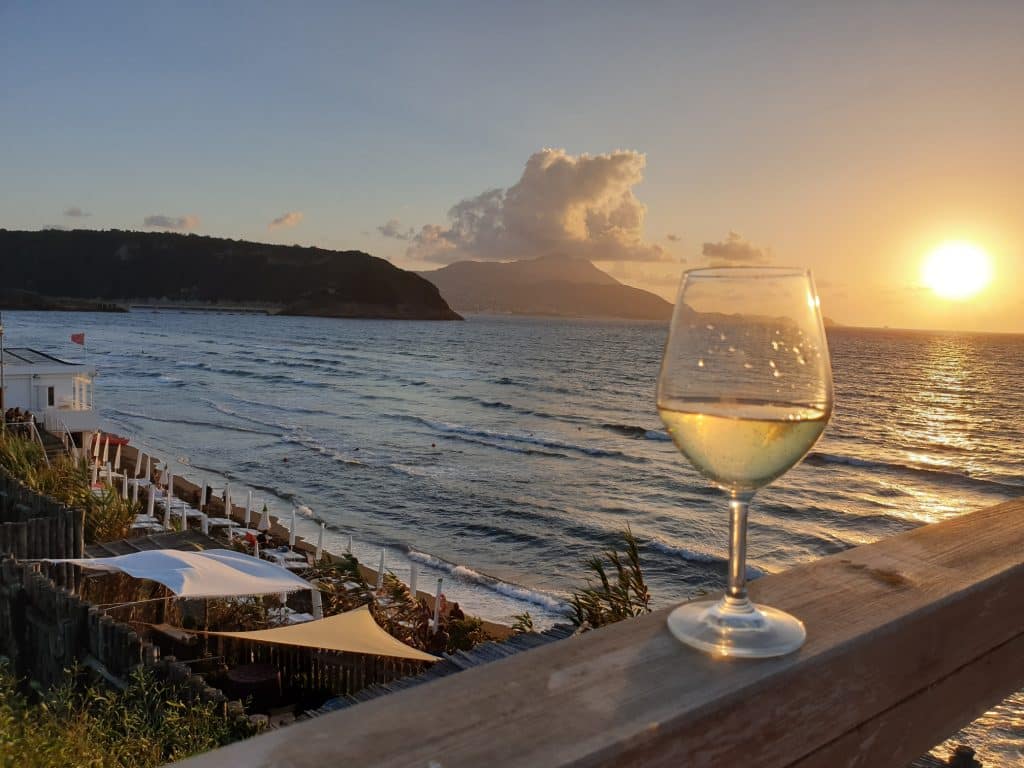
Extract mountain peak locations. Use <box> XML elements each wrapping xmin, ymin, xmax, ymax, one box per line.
<box><xmin>418</xmin><ymin>256</ymin><xmax>671</xmax><ymax>321</ymax></box>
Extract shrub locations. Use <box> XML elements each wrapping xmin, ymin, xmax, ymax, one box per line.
<box><xmin>0</xmin><ymin>432</ymin><xmax>138</xmax><ymax>543</ymax></box>
<box><xmin>511</xmin><ymin>611</ymin><xmax>535</xmax><ymax>634</ymax></box>
<box><xmin>0</xmin><ymin>661</ymin><xmax>253</xmax><ymax>768</ymax></box>
<box><xmin>568</xmin><ymin>526</ymin><xmax>651</xmax><ymax>630</ymax></box>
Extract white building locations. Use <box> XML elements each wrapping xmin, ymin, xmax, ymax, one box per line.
<box><xmin>1</xmin><ymin>347</ymin><xmax>99</xmax><ymax>442</ymax></box>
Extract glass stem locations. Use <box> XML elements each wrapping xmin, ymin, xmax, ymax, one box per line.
<box><xmin>726</xmin><ymin>492</ymin><xmax>754</xmax><ymax>605</ymax></box>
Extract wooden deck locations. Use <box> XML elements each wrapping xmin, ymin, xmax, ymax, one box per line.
<box><xmin>177</xmin><ymin>498</ymin><xmax>1024</xmax><ymax>768</ymax></box>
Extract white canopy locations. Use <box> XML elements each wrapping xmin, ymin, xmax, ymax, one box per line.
<box><xmin>49</xmin><ymin>548</ymin><xmax>312</xmax><ymax>598</ymax></box>
<box><xmin>197</xmin><ymin>605</ymin><xmax>439</xmax><ymax>662</ymax></box>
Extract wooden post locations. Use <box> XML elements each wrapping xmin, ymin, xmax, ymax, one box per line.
<box><xmin>72</xmin><ymin>507</ymin><xmax>84</xmax><ymax>557</ymax></box>
<box><xmin>15</xmin><ymin>521</ymin><xmax>27</xmax><ymax>560</ymax></box>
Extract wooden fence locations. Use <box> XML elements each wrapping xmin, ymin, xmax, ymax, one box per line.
<box><xmin>0</xmin><ymin>554</ymin><xmax>229</xmax><ymax>707</ymax></box>
<box><xmin>209</xmin><ymin>634</ymin><xmax>428</xmax><ymax>699</ymax></box>
<box><xmin>0</xmin><ymin>468</ymin><xmax>85</xmax><ymax>562</ymax></box>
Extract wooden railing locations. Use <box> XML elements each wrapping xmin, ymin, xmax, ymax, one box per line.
<box><xmin>177</xmin><ymin>498</ymin><xmax>1024</xmax><ymax>768</ymax></box>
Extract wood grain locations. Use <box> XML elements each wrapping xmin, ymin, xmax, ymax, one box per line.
<box><xmin>176</xmin><ymin>499</ymin><xmax>1024</xmax><ymax>768</ymax></box>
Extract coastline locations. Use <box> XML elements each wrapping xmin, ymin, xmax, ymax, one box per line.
<box><xmin>118</xmin><ymin>444</ymin><xmax>515</xmax><ymax>641</ymax></box>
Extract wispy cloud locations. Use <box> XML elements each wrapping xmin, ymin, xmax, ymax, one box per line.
<box><xmin>377</xmin><ymin>218</ymin><xmax>414</xmax><ymax>240</ymax></box>
<box><xmin>268</xmin><ymin>211</ymin><xmax>304</xmax><ymax>230</ymax></box>
<box><xmin>63</xmin><ymin>206</ymin><xmax>91</xmax><ymax>218</ymax></box>
<box><xmin>144</xmin><ymin>214</ymin><xmax>200</xmax><ymax>230</ymax></box>
<box><xmin>407</xmin><ymin>148</ymin><xmax>669</xmax><ymax>265</ymax></box>
<box><xmin>701</xmin><ymin>231</ymin><xmax>771</xmax><ymax>265</ymax></box>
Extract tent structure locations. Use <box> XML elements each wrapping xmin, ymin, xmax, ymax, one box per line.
<box><xmin>196</xmin><ymin>605</ymin><xmax>439</xmax><ymax>662</ymax></box>
<box><xmin>47</xmin><ymin>548</ymin><xmax>313</xmax><ymax>598</ymax></box>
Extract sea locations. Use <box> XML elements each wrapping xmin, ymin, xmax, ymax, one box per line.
<box><xmin>5</xmin><ymin>310</ymin><xmax>1022</xmax><ymax>765</ymax></box>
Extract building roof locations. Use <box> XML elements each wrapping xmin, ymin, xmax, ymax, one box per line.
<box><xmin>0</xmin><ymin>347</ymin><xmax>80</xmax><ymax>366</ymax></box>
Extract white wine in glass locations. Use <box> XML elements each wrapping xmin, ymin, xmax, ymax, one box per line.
<box><xmin>657</xmin><ymin>267</ymin><xmax>833</xmax><ymax>658</ymax></box>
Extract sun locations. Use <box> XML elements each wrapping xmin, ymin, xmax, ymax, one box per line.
<box><xmin>922</xmin><ymin>242</ymin><xmax>993</xmax><ymax>300</ymax></box>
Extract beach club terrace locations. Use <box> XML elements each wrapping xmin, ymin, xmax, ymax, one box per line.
<box><xmin>0</xmin><ymin>346</ymin><xmax>98</xmax><ymax>437</ymax></box>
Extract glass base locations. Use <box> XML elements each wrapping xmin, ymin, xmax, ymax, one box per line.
<box><xmin>667</xmin><ymin>595</ymin><xmax>806</xmax><ymax>658</ymax></box>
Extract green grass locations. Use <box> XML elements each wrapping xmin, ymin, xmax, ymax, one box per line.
<box><xmin>0</xmin><ymin>662</ymin><xmax>254</xmax><ymax>768</ymax></box>
<box><xmin>0</xmin><ymin>431</ymin><xmax>138</xmax><ymax>544</ymax></box>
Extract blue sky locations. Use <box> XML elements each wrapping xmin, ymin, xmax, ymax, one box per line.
<box><xmin>1</xmin><ymin>2</ymin><xmax>1021</xmax><ymax>330</ymax></box>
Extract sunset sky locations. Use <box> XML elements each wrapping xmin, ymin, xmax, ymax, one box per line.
<box><xmin>1</xmin><ymin>2</ymin><xmax>1021</xmax><ymax>332</ymax></box>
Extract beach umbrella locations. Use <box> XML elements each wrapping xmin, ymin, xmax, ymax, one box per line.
<box><xmin>104</xmin><ymin>463</ymin><xmax>112</xmax><ymax>486</ymax></box>
<box><xmin>121</xmin><ymin>472</ymin><xmax>128</xmax><ymax>500</ymax></box>
<box><xmin>253</xmin><ymin>539</ymin><xmax>260</xmax><ymax>560</ymax></box>
<box><xmin>167</xmin><ymin>473</ymin><xmax>175</xmax><ymax>506</ymax></box>
<box><xmin>409</xmin><ymin>563</ymin><xmax>418</xmax><ymax>600</ymax></box>
<box><xmin>289</xmin><ymin>509</ymin><xmax>297</xmax><ymax>547</ymax></box>
<box><xmin>257</xmin><ymin>503</ymin><xmax>270</xmax><ymax>532</ymax></box>
<box><xmin>245</xmin><ymin>490</ymin><xmax>253</xmax><ymax>527</ymax></box>
<box><xmin>432</xmin><ymin>577</ymin><xmax>443</xmax><ymax>634</ymax></box>
<box><xmin>315</xmin><ymin>522</ymin><xmax>324</xmax><ymax>561</ymax></box>
<box><xmin>145</xmin><ymin>454</ymin><xmax>152</xmax><ymax>481</ymax></box>
<box><xmin>113</xmin><ymin>443</ymin><xmax>122</xmax><ymax>472</ymax></box>
<box><xmin>201</xmin><ymin>513</ymin><xmax>209</xmax><ymax>535</ymax></box>
<box><xmin>376</xmin><ymin>548</ymin><xmax>386</xmax><ymax>591</ymax></box>
<box><xmin>132</xmin><ymin>477</ymin><xmax>139</xmax><ymax>503</ymax></box>
<box><xmin>101</xmin><ymin>435</ymin><xmax>109</xmax><ymax>466</ymax></box>
<box><xmin>92</xmin><ymin>432</ymin><xmax>100</xmax><ymax>460</ymax></box>
<box><xmin>91</xmin><ymin>462</ymin><xmax>99</xmax><ymax>487</ymax></box>
<box><xmin>198</xmin><ymin>477</ymin><xmax>207</xmax><ymax>511</ymax></box>
<box><xmin>225</xmin><ymin>492</ymin><xmax>232</xmax><ymax>522</ymax></box>
<box><xmin>147</xmin><ymin>486</ymin><xmax>155</xmax><ymax>517</ymax></box>
<box><xmin>135</xmin><ymin>452</ymin><xmax>144</xmax><ymax>478</ymax></box>
<box><xmin>163</xmin><ymin>497</ymin><xmax>171</xmax><ymax>530</ymax></box>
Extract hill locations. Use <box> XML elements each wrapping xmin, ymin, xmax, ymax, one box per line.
<box><xmin>418</xmin><ymin>254</ymin><xmax>673</xmax><ymax>321</ymax></box>
<box><xmin>0</xmin><ymin>229</ymin><xmax>461</xmax><ymax>320</ymax></box>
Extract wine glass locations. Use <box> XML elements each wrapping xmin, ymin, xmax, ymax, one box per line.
<box><xmin>657</xmin><ymin>267</ymin><xmax>833</xmax><ymax>658</ymax></box>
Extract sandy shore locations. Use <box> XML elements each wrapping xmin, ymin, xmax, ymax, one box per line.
<box><xmin>118</xmin><ymin>444</ymin><xmax>513</xmax><ymax>640</ymax></box>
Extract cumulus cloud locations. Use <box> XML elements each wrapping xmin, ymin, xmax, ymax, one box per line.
<box><xmin>377</xmin><ymin>218</ymin><xmax>414</xmax><ymax>240</ymax></box>
<box><xmin>268</xmin><ymin>211</ymin><xmax>304</xmax><ymax>230</ymax></box>
<box><xmin>64</xmin><ymin>206</ymin><xmax>90</xmax><ymax>218</ymax></box>
<box><xmin>144</xmin><ymin>214</ymin><xmax>200</xmax><ymax>230</ymax></box>
<box><xmin>701</xmin><ymin>231</ymin><xmax>771</xmax><ymax>265</ymax></box>
<box><xmin>666</xmin><ymin>233</ymin><xmax>680</xmax><ymax>242</ymax></box>
<box><xmin>407</xmin><ymin>148</ymin><xmax>668</xmax><ymax>264</ymax></box>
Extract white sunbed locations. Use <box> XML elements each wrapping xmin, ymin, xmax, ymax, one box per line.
<box><xmin>263</xmin><ymin>548</ymin><xmax>309</xmax><ymax>570</ymax></box>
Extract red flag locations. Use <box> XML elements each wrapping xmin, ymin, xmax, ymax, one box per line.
<box><xmin>71</xmin><ymin>333</ymin><xmax>85</xmax><ymax>346</ymax></box>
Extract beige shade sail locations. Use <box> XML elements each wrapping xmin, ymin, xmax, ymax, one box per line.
<box><xmin>197</xmin><ymin>605</ymin><xmax>439</xmax><ymax>663</ymax></box>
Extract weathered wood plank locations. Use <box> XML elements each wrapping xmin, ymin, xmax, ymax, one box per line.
<box><xmin>793</xmin><ymin>631</ymin><xmax>1024</xmax><ymax>768</ymax></box>
<box><xmin>176</xmin><ymin>498</ymin><xmax>1024</xmax><ymax>768</ymax></box>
